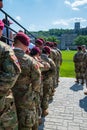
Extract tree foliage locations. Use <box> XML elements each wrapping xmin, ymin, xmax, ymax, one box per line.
<box><xmin>74</xmin><ymin>35</ymin><xmax>87</xmax><ymax>45</ymax></box>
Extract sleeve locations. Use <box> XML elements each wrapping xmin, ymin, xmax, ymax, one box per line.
<box><xmin>42</xmin><ymin>59</ymin><xmax>56</xmax><ymax>78</ymax></box>
<box><xmin>0</xmin><ymin>50</ymin><xmax>21</xmax><ymax>96</ymax></box>
<box><xmin>73</xmin><ymin>54</ymin><xmax>77</xmax><ymax>62</ymax></box>
<box><xmin>30</xmin><ymin>59</ymin><xmax>41</xmax><ymax>92</ymax></box>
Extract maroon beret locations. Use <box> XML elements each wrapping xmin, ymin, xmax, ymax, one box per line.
<box><xmin>77</xmin><ymin>46</ymin><xmax>82</xmax><ymax>50</ymax></box>
<box><xmin>43</xmin><ymin>46</ymin><xmax>51</xmax><ymax>54</ymax></box>
<box><xmin>50</xmin><ymin>42</ymin><xmax>54</xmax><ymax>47</ymax></box>
<box><xmin>30</xmin><ymin>47</ymin><xmax>41</xmax><ymax>56</ymax></box>
<box><xmin>0</xmin><ymin>20</ymin><xmax>4</xmax><ymax>30</ymax></box>
<box><xmin>15</xmin><ymin>32</ymin><xmax>30</xmax><ymax>46</ymax></box>
<box><xmin>35</xmin><ymin>39</ymin><xmax>43</xmax><ymax>46</ymax></box>
<box><xmin>39</xmin><ymin>38</ymin><xmax>45</xmax><ymax>44</ymax></box>
<box><xmin>45</xmin><ymin>41</ymin><xmax>51</xmax><ymax>46</ymax></box>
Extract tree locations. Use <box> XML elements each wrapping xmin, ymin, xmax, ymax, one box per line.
<box><xmin>46</xmin><ymin>36</ymin><xmax>60</xmax><ymax>44</ymax></box>
<box><xmin>74</xmin><ymin>35</ymin><xmax>87</xmax><ymax>46</ymax></box>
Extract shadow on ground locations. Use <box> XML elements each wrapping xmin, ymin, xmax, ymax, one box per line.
<box><xmin>79</xmin><ymin>96</ymin><xmax>87</xmax><ymax>112</ymax></box>
<box><xmin>70</xmin><ymin>83</ymin><xmax>83</xmax><ymax>91</ymax></box>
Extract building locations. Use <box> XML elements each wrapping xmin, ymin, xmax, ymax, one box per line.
<box><xmin>59</xmin><ymin>33</ymin><xmax>77</xmax><ymax>50</ymax></box>
<box><xmin>58</xmin><ymin>22</ymin><xmax>87</xmax><ymax>50</ymax></box>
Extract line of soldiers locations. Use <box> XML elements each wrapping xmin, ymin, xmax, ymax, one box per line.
<box><xmin>73</xmin><ymin>45</ymin><xmax>87</xmax><ymax>95</ymax></box>
<box><xmin>0</xmin><ymin>20</ymin><xmax>62</xmax><ymax>130</ymax></box>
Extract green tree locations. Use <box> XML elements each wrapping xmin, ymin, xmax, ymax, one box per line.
<box><xmin>46</xmin><ymin>36</ymin><xmax>60</xmax><ymax>43</ymax></box>
<box><xmin>74</xmin><ymin>35</ymin><xmax>87</xmax><ymax>45</ymax></box>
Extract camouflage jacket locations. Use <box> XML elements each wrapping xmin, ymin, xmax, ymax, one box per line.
<box><xmin>12</xmin><ymin>49</ymin><xmax>41</xmax><ymax>108</ymax></box>
<box><xmin>0</xmin><ymin>41</ymin><xmax>21</xmax><ymax>112</ymax></box>
<box><xmin>73</xmin><ymin>51</ymin><xmax>84</xmax><ymax>63</ymax></box>
<box><xmin>41</xmin><ymin>53</ymin><xmax>56</xmax><ymax>80</ymax></box>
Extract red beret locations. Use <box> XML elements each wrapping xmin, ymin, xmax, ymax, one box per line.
<box><xmin>15</xmin><ymin>32</ymin><xmax>30</xmax><ymax>46</ymax></box>
<box><xmin>50</xmin><ymin>42</ymin><xmax>54</xmax><ymax>47</ymax></box>
<box><xmin>43</xmin><ymin>46</ymin><xmax>51</xmax><ymax>54</ymax></box>
<box><xmin>0</xmin><ymin>20</ymin><xmax>4</xmax><ymax>30</ymax></box>
<box><xmin>39</xmin><ymin>38</ymin><xmax>45</xmax><ymax>44</ymax></box>
<box><xmin>77</xmin><ymin>46</ymin><xmax>82</xmax><ymax>50</ymax></box>
<box><xmin>45</xmin><ymin>41</ymin><xmax>51</xmax><ymax>46</ymax></box>
<box><xmin>30</xmin><ymin>47</ymin><xmax>41</xmax><ymax>56</ymax></box>
<box><xmin>35</xmin><ymin>39</ymin><xmax>43</xmax><ymax>46</ymax></box>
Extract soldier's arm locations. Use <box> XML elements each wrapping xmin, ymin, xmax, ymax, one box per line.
<box><xmin>30</xmin><ymin>59</ymin><xmax>41</xmax><ymax>92</ymax></box>
<box><xmin>0</xmin><ymin>49</ymin><xmax>21</xmax><ymax>95</ymax></box>
<box><xmin>42</xmin><ymin>59</ymin><xmax>56</xmax><ymax>77</ymax></box>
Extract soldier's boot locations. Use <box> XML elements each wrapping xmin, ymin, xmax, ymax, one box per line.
<box><xmin>75</xmin><ymin>78</ymin><xmax>79</xmax><ymax>84</ymax></box>
<box><xmin>49</xmin><ymin>96</ymin><xmax>53</xmax><ymax>102</ymax></box>
<box><xmin>42</xmin><ymin>109</ymin><xmax>48</xmax><ymax>117</ymax></box>
<box><xmin>38</xmin><ymin>118</ymin><xmax>42</xmax><ymax>125</ymax></box>
<box><xmin>51</xmin><ymin>88</ymin><xmax>56</xmax><ymax>96</ymax></box>
<box><xmin>81</xmin><ymin>79</ymin><xmax>84</xmax><ymax>85</ymax></box>
<box><xmin>84</xmin><ymin>87</ymin><xmax>87</xmax><ymax>95</ymax></box>
<box><xmin>32</xmin><ymin>124</ymin><xmax>38</xmax><ymax>130</ymax></box>
<box><xmin>84</xmin><ymin>91</ymin><xmax>87</xmax><ymax>95</ymax></box>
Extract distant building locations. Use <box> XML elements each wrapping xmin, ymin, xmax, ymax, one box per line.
<box><xmin>59</xmin><ymin>33</ymin><xmax>77</xmax><ymax>50</ymax></box>
<box><xmin>74</xmin><ymin>22</ymin><xmax>80</xmax><ymax>31</ymax></box>
<box><xmin>58</xmin><ymin>22</ymin><xmax>87</xmax><ymax>50</ymax></box>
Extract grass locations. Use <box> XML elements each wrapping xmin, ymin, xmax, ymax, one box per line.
<box><xmin>60</xmin><ymin>50</ymin><xmax>76</xmax><ymax>77</ymax></box>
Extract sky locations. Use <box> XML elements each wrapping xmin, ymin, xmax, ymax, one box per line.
<box><xmin>0</xmin><ymin>0</ymin><xmax>87</xmax><ymax>32</ymax></box>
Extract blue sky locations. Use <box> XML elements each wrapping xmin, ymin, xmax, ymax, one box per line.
<box><xmin>0</xmin><ymin>0</ymin><xmax>87</xmax><ymax>31</ymax></box>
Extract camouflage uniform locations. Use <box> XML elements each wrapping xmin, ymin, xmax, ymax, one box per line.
<box><xmin>83</xmin><ymin>53</ymin><xmax>87</xmax><ymax>88</ymax></box>
<box><xmin>53</xmin><ymin>47</ymin><xmax>61</xmax><ymax>86</ymax></box>
<box><xmin>41</xmin><ymin>53</ymin><xmax>56</xmax><ymax>112</ymax></box>
<box><xmin>0</xmin><ymin>41</ymin><xmax>21</xmax><ymax>130</ymax></box>
<box><xmin>12</xmin><ymin>48</ymin><xmax>41</xmax><ymax>130</ymax></box>
<box><xmin>30</xmin><ymin>53</ymin><xmax>50</xmax><ymax>124</ymax></box>
<box><xmin>49</xmin><ymin>48</ymin><xmax>57</xmax><ymax>91</ymax></box>
<box><xmin>73</xmin><ymin>49</ymin><xmax>84</xmax><ymax>84</ymax></box>
<box><xmin>82</xmin><ymin>46</ymin><xmax>87</xmax><ymax>86</ymax></box>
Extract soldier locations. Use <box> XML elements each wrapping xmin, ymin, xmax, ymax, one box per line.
<box><xmin>53</xmin><ymin>42</ymin><xmax>62</xmax><ymax>83</ymax></box>
<box><xmin>12</xmin><ymin>32</ymin><xmax>41</xmax><ymax>130</ymax></box>
<box><xmin>35</xmin><ymin>38</ymin><xmax>44</xmax><ymax>51</ymax></box>
<box><xmin>30</xmin><ymin>46</ymin><xmax>50</xmax><ymax>123</ymax></box>
<box><xmin>45</xmin><ymin>41</ymin><xmax>57</xmax><ymax>94</ymax></box>
<box><xmin>41</xmin><ymin>46</ymin><xmax>56</xmax><ymax>116</ymax></box>
<box><xmin>73</xmin><ymin>46</ymin><xmax>84</xmax><ymax>85</ymax></box>
<box><xmin>83</xmin><ymin>52</ymin><xmax>87</xmax><ymax>94</ymax></box>
<box><xmin>0</xmin><ymin>20</ymin><xmax>21</xmax><ymax>130</ymax></box>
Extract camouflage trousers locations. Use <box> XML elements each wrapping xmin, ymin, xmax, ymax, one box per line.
<box><xmin>0</xmin><ymin>92</ymin><xmax>18</xmax><ymax>130</ymax></box>
<box><xmin>41</xmin><ymin>78</ymin><xmax>52</xmax><ymax>110</ymax></box>
<box><xmin>75</xmin><ymin>63</ymin><xmax>85</xmax><ymax>82</ymax></box>
<box><xmin>16</xmin><ymin>107</ymin><xmax>38</xmax><ymax>130</ymax></box>
<box><xmin>34</xmin><ymin>92</ymin><xmax>42</xmax><ymax>119</ymax></box>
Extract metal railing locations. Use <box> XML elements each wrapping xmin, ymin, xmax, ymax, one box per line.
<box><xmin>0</xmin><ymin>9</ymin><xmax>36</xmax><ymax>45</ymax></box>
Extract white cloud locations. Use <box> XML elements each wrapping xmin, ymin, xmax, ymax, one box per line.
<box><xmin>28</xmin><ymin>24</ymin><xmax>49</xmax><ymax>31</ymax></box>
<box><xmin>52</xmin><ymin>17</ymin><xmax>87</xmax><ymax>27</ymax></box>
<box><xmin>65</xmin><ymin>0</ymin><xmax>87</xmax><ymax>10</ymax></box>
<box><xmin>15</xmin><ymin>16</ymin><xmax>21</xmax><ymax>21</ymax></box>
<box><xmin>53</xmin><ymin>19</ymin><xmax>69</xmax><ymax>26</ymax></box>
<box><xmin>28</xmin><ymin>24</ymin><xmax>37</xmax><ymax>31</ymax></box>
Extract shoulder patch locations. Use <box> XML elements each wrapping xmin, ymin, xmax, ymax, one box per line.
<box><xmin>10</xmin><ymin>54</ymin><xmax>21</xmax><ymax>73</ymax></box>
<box><xmin>33</xmin><ymin>64</ymin><xmax>39</xmax><ymax>70</ymax></box>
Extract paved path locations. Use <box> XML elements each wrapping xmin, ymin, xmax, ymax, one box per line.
<box><xmin>39</xmin><ymin>77</ymin><xmax>87</xmax><ymax>130</ymax></box>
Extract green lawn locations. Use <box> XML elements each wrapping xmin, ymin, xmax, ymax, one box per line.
<box><xmin>60</xmin><ymin>50</ymin><xmax>76</xmax><ymax>77</ymax></box>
